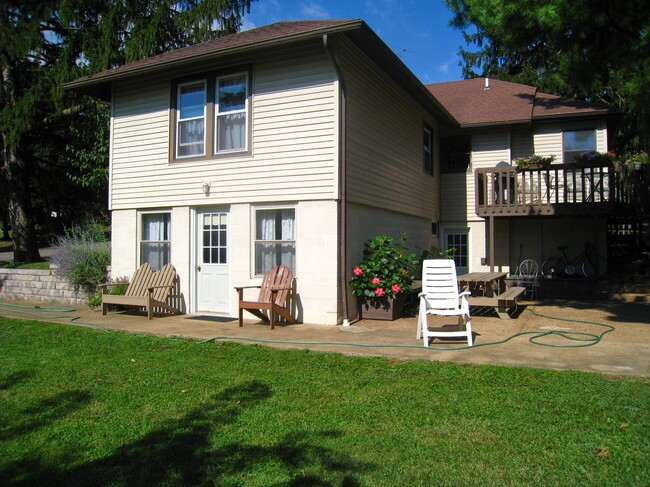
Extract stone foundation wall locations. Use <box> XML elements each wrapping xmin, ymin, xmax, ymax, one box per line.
<box><xmin>0</xmin><ymin>268</ymin><xmax>87</xmax><ymax>305</ymax></box>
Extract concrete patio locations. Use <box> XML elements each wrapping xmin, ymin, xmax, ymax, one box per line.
<box><xmin>0</xmin><ymin>297</ymin><xmax>648</xmax><ymax>377</ymax></box>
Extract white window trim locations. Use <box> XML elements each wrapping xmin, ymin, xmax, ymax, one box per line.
<box><xmin>562</xmin><ymin>128</ymin><xmax>596</xmax><ymax>164</ymax></box>
<box><xmin>215</xmin><ymin>72</ymin><xmax>249</xmax><ymax>154</ymax></box>
<box><xmin>252</xmin><ymin>204</ymin><xmax>297</xmax><ymax>277</ymax></box>
<box><xmin>176</xmin><ymin>80</ymin><xmax>207</xmax><ymax>159</ymax></box>
<box><xmin>139</xmin><ymin>210</ymin><xmax>172</xmax><ymax>268</ymax></box>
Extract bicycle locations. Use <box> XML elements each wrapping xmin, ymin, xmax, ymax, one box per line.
<box><xmin>541</xmin><ymin>242</ymin><xmax>607</xmax><ymax>279</ymax></box>
<box><xmin>579</xmin><ymin>243</ymin><xmax>608</xmax><ymax>278</ymax></box>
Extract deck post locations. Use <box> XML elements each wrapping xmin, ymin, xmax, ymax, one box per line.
<box><xmin>489</xmin><ymin>215</ymin><xmax>495</xmax><ymax>271</ymax></box>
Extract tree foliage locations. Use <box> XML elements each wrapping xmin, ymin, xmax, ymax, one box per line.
<box><xmin>445</xmin><ymin>0</ymin><xmax>650</xmax><ymax>150</ymax></box>
<box><xmin>0</xmin><ymin>0</ymin><xmax>255</xmax><ymax>261</ymax></box>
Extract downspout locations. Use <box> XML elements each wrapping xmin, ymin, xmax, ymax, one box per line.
<box><xmin>323</xmin><ymin>34</ymin><xmax>350</xmax><ymax>326</ymax></box>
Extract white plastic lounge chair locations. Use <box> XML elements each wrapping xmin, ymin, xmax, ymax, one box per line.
<box><xmin>417</xmin><ymin>259</ymin><xmax>473</xmax><ymax>347</ymax></box>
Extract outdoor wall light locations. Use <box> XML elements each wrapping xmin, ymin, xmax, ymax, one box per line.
<box><xmin>202</xmin><ymin>182</ymin><xmax>210</xmax><ymax>196</ymax></box>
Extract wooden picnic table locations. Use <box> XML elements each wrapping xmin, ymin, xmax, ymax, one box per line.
<box><xmin>457</xmin><ymin>271</ymin><xmax>508</xmax><ymax>296</ymax></box>
<box><xmin>457</xmin><ymin>271</ymin><xmax>524</xmax><ymax>319</ymax></box>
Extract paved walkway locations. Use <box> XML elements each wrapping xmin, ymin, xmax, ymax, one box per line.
<box><xmin>0</xmin><ymin>297</ymin><xmax>648</xmax><ymax>377</ymax></box>
<box><xmin>0</xmin><ymin>246</ymin><xmax>55</xmax><ymax>261</ymax></box>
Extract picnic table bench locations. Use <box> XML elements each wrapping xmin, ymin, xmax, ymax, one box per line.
<box><xmin>457</xmin><ymin>271</ymin><xmax>525</xmax><ymax>319</ymax></box>
<box><xmin>467</xmin><ymin>286</ymin><xmax>526</xmax><ymax>319</ymax></box>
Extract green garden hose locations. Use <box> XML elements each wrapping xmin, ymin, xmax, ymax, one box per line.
<box><xmin>199</xmin><ymin>307</ymin><xmax>615</xmax><ymax>350</ymax></box>
<box><xmin>0</xmin><ymin>302</ymin><xmax>615</xmax><ymax>350</ymax></box>
<box><xmin>0</xmin><ymin>302</ymin><xmax>111</xmax><ymax>333</ymax></box>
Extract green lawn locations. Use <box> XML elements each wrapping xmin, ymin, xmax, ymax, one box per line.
<box><xmin>1</xmin><ymin>318</ymin><xmax>648</xmax><ymax>486</ymax></box>
<box><xmin>0</xmin><ymin>239</ymin><xmax>12</xmax><ymax>252</ymax></box>
<box><xmin>0</xmin><ymin>260</ymin><xmax>50</xmax><ymax>270</ymax></box>
<box><xmin>0</xmin><ymin>231</ymin><xmax>52</xmax><ymax>269</ymax></box>
<box><xmin>0</xmin><ymin>237</ymin><xmax>50</xmax><ymax>269</ymax></box>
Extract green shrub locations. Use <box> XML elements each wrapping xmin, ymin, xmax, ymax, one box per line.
<box><xmin>350</xmin><ymin>234</ymin><xmax>419</xmax><ymax>300</ymax></box>
<box><xmin>50</xmin><ymin>221</ymin><xmax>111</xmax><ymax>302</ymax></box>
<box><xmin>88</xmin><ymin>276</ymin><xmax>129</xmax><ymax>309</ymax></box>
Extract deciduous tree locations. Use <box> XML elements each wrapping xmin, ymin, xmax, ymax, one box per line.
<box><xmin>0</xmin><ymin>0</ymin><xmax>255</xmax><ymax>262</ymax></box>
<box><xmin>445</xmin><ymin>0</ymin><xmax>650</xmax><ymax>150</ymax></box>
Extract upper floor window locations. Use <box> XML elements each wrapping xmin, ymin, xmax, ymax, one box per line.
<box><xmin>563</xmin><ymin>129</ymin><xmax>595</xmax><ymax>164</ymax></box>
<box><xmin>423</xmin><ymin>124</ymin><xmax>433</xmax><ymax>175</ymax></box>
<box><xmin>172</xmin><ymin>69</ymin><xmax>250</xmax><ymax>161</ymax></box>
<box><xmin>177</xmin><ymin>81</ymin><xmax>206</xmax><ymax>158</ymax></box>
<box><xmin>441</xmin><ymin>136</ymin><xmax>471</xmax><ymax>173</ymax></box>
<box><xmin>216</xmin><ymin>74</ymin><xmax>247</xmax><ymax>152</ymax></box>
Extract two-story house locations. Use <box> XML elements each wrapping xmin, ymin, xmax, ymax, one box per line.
<box><xmin>66</xmin><ymin>19</ymin><xmax>454</xmax><ymax>324</ymax></box>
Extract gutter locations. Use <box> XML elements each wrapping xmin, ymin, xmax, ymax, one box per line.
<box><xmin>323</xmin><ymin>33</ymin><xmax>350</xmax><ymax>327</ymax></box>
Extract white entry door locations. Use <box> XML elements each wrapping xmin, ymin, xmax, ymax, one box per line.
<box><xmin>196</xmin><ymin>210</ymin><xmax>230</xmax><ymax>313</ymax></box>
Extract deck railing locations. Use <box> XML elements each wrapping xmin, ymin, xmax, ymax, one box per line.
<box><xmin>475</xmin><ymin>162</ymin><xmax>648</xmax><ymax>217</ymax></box>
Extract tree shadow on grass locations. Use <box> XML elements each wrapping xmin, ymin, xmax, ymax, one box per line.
<box><xmin>3</xmin><ymin>380</ymin><xmax>371</xmax><ymax>486</ymax></box>
<box><xmin>0</xmin><ymin>370</ymin><xmax>36</xmax><ymax>391</ymax></box>
<box><xmin>1</xmin><ymin>389</ymin><xmax>93</xmax><ymax>441</ymax></box>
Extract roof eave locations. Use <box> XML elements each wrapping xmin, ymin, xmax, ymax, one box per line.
<box><xmin>457</xmin><ymin>118</ymin><xmax>532</xmax><ymax>128</ymax></box>
<box><xmin>456</xmin><ymin>108</ymin><xmax>620</xmax><ymax>128</ymax></box>
<box><xmin>532</xmin><ymin>109</ymin><xmax>619</xmax><ymax>121</ymax></box>
<box><xmin>64</xmin><ymin>19</ymin><xmax>364</xmax><ymax>98</ymax></box>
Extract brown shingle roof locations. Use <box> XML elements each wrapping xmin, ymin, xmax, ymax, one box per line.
<box><xmin>65</xmin><ymin>19</ymin><xmax>455</xmax><ymax>125</ymax></box>
<box><xmin>65</xmin><ymin>19</ymin><xmax>361</xmax><ymax>92</ymax></box>
<box><xmin>426</xmin><ymin>78</ymin><xmax>614</xmax><ymax>127</ymax></box>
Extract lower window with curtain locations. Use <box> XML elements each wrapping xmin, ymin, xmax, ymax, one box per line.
<box><xmin>255</xmin><ymin>208</ymin><xmax>295</xmax><ymax>275</ymax></box>
<box><xmin>140</xmin><ymin>212</ymin><xmax>171</xmax><ymax>271</ymax></box>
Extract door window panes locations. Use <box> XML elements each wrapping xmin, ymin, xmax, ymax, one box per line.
<box><xmin>202</xmin><ymin>213</ymin><xmax>228</xmax><ymax>264</ymax></box>
<box><xmin>446</xmin><ymin>231</ymin><xmax>468</xmax><ymax>271</ymax></box>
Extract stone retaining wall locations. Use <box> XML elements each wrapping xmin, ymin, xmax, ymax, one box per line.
<box><xmin>0</xmin><ymin>268</ymin><xmax>87</xmax><ymax>305</ymax></box>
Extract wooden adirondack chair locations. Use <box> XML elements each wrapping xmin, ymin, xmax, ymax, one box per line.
<box><xmin>101</xmin><ymin>263</ymin><xmax>180</xmax><ymax>320</ymax></box>
<box><xmin>235</xmin><ymin>264</ymin><xmax>296</xmax><ymax>329</ymax></box>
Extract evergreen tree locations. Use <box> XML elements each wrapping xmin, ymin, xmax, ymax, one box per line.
<box><xmin>0</xmin><ymin>0</ymin><xmax>255</xmax><ymax>262</ymax></box>
<box><xmin>445</xmin><ymin>0</ymin><xmax>650</xmax><ymax>151</ymax></box>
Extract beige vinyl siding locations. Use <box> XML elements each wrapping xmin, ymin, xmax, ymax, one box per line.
<box><xmin>465</xmin><ymin>129</ymin><xmax>510</xmax><ymax>220</ymax></box>
<box><xmin>533</xmin><ymin>120</ymin><xmax>607</xmax><ymax>163</ymax></box>
<box><xmin>109</xmin><ymin>45</ymin><xmax>337</xmax><ymax>210</ymax></box>
<box><xmin>339</xmin><ymin>38</ymin><xmax>438</xmax><ymax>220</ymax></box>
<box><xmin>440</xmin><ymin>174</ymin><xmax>469</xmax><ymax>221</ymax></box>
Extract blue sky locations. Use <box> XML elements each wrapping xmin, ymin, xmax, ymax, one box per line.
<box><xmin>242</xmin><ymin>0</ymin><xmax>468</xmax><ymax>84</ymax></box>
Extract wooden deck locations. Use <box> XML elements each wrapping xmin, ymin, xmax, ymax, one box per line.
<box><xmin>475</xmin><ymin>162</ymin><xmax>648</xmax><ymax>218</ymax></box>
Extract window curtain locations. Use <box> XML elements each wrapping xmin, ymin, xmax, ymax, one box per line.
<box><xmin>141</xmin><ymin>214</ymin><xmax>170</xmax><ymax>271</ymax></box>
<box><xmin>255</xmin><ymin>209</ymin><xmax>295</xmax><ymax>274</ymax></box>
<box><xmin>217</xmin><ymin>112</ymin><xmax>245</xmax><ymax>151</ymax></box>
<box><xmin>179</xmin><ymin>119</ymin><xmax>205</xmax><ymax>156</ymax></box>
<box><xmin>217</xmin><ymin>75</ymin><xmax>246</xmax><ymax>152</ymax></box>
<box><xmin>178</xmin><ymin>83</ymin><xmax>206</xmax><ymax>157</ymax></box>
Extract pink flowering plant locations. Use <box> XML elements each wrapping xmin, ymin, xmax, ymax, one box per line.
<box><xmin>350</xmin><ymin>234</ymin><xmax>418</xmax><ymax>300</ymax></box>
